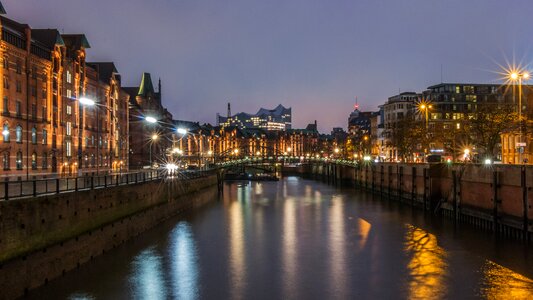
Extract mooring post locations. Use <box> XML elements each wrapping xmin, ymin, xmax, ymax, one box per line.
<box><xmin>492</xmin><ymin>169</ymin><xmax>499</xmax><ymax>233</ymax></box>
<box><xmin>411</xmin><ymin>166</ymin><xmax>416</xmax><ymax>206</ymax></box>
<box><xmin>521</xmin><ymin>166</ymin><xmax>529</xmax><ymax>241</ymax></box>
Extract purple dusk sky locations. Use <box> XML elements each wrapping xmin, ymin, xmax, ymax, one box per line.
<box><xmin>4</xmin><ymin>0</ymin><xmax>533</xmax><ymax>132</ymax></box>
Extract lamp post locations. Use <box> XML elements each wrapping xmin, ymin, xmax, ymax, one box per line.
<box><xmin>509</xmin><ymin>71</ymin><xmax>529</xmax><ymax>164</ymax></box>
<box><xmin>150</xmin><ymin>134</ymin><xmax>159</xmax><ymax>168</ymax></box>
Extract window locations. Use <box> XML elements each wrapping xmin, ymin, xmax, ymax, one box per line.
<box><xmin>3</xmin><ymin>76</ymin><xmax>9</xmax><ymax>89</ymax></box>
<box><xmin>66</xmin><ymin>122</ymin><xmax>72</xmax><ymax>136</ymax></box>
<box><xmin>3</xmin><ymin>96</ymin><xmax>8</xmax><ymax>115</ymax></box>
<box><xmin>66</xmin><ymin>71</ymin><xmax>72</xmax><ymax>83</ymax></box>
<box><xmin>30</xmin><ymin>104</ymin><xmax>36</xmax><ymax>120</ymax></box>
<box><xmin>3</xmin><ymin>123</ymin><xmax>9</xmax><ymax>142</ymax></box>
<box><xmin>66</xmin><ymin>105</ymin><xmax>72</xmax><ymax>115</ymax></box>
<box><xmin>15</xmin><ymin>101</ymin><xmax>21</xmax><ymax>117</ymax></box>
<box><xmin>3</xmin><ymin>152</ymin><xmax>9</xmax><ymax>170</ymax></box>
<box><xmin>31</xmin><ymin>127</ymin><xmax>37</xmax><ymax>144</ymax></box>
<box><xmin>16</xmin><ymin>80</ymin><xmax>21</xmax><ymax>93</ymax></box>
<box><xmin>31</xmin><ymin>66</ymin><xmax>37</xmax><ymax>79</ymax></box>
<box><xmin>16</xmin><ymin>125</ymin><xmax>22</xmax><ymax>143</ymax></box>
<box><xmin>15</xmin><ymin>60</ymin><xmax>21</xmax><ymax>74</ymax></box>
<box><xmin>31</xmin><ymin>152</ymin><xmax>37</xmax><ymax>170</ymax></box>
<box><xmin>91</xmin><ymin>154</ymin><xmax>95</xmax><ymax>167</ymax></box>
<box><xmin>41</xmin><ymin>88</ymin><xmax>47</xmax><ymax>99</ymax></box>
<box><xmin>85</xmin><ymin>136</ymin><xmax>89</xmax><ymax>147</ymax></box>
<box><xmin>42</xmin><ymin>128</ymin><xmax>47</xmax><ymax>145</ymax></box>
<box><xmin>455</xmin><ymin>86</ymin><xmax>460</xmax><ymax>94</ymax></box>
<box><xmin>31</xmin><ymin>85</ymin><xmax>36</xmax><ymax>97</ymax></box>
<box><xmin>66</xmin><ymin>89</ymin><xmax>72</xmax><ymax>99</ymax></box>
<box><xmin>2</xmin><ymin>56</ymin><xmax>8</xmax><ymax>69</ymax></box>
<box><xmin>66</xmin><ymin>140</ymin><xmax>72</xmax><ymax>157</ymax></box>
<box><xmin>84</xmin><ymin>154</ymin><xmax>89</xmax><ymax>168</ymax></box>
<box><xmin>16</xmin><ymin>151</ymin><xmax>22</xmax><ymax>170</ymax></box>
<box><xmin>42</xmin><ymin>152</ymin><xmax>48</xmax><ymax>169</ymax></box>
<box><xmin>42</xmin><ymin>106</ymin><xmax>47</xmax><ymax>121</ymax></box>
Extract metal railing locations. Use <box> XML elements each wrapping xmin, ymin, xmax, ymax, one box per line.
<box><xmin>0</xmin><ymin>169</ymin><xmax>214</xmax><ymax>201</ymax></box>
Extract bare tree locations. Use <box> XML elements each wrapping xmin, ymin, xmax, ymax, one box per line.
<box><xmin>465</xmin><ymin>103</ymin><xmax>518</xmax><ymax>159</ymax></box>
<box><xmin>389</xmin><ymin>114</ymin><xmax>428</xmax><ymax>161</ymax></box>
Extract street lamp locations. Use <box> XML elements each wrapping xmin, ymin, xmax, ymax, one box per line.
<box><xmin>509</xmin><ymin>70</ymin><xmax>529</xmax><ymax>164</ymax></box>
<box><xmin>177</xmin><ymin>128</ymin><xmax>187</xmax><ymax>135</ymax></box>
<box><xmin>418</xmin><ymin>101</ymin><xmax>433</xmax><ymax>130</ymax></box>
<box><xmin>145</xmin><ymin>116</ymin><xmax>158</xmax><ymax>124</ymax></box>
<box><xmin>150</xmin><ymin>134</ymin><xmax>159</xmax><ymax>168</ymax></box>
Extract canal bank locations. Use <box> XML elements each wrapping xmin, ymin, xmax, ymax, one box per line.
<box><xmin>24</xmin><ymin>177</ymin><xmax>533</xmax><ymax>299</ymax></box>
<box><xmin>283</xmin><ymin>162</ymin><xmax>533</xmax><ymax>241</ymax></box>
<box><xmin>0</xmin><ymin>173</ymin><xmax>218</xmax><ymax>300</ymax></box>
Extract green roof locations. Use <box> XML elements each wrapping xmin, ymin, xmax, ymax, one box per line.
<box><xmin>138</xmin><ymin>72</ymin><xmax>154</xmax><ymax>96</ymax></box>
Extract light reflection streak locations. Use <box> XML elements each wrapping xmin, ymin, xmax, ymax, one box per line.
<box><xmin>129</xmin><ymin>247</ymin><xmax>167</xmax><ymax>300</ymax></box>
<box><xmin>479</xmin><ymin>260</ymin><xmax>533</xmax><ymax>299</ymax></box>
<box><xmin>282</xmin><ymin>197</ymin><xmax>298</xmax><ymax>299</ymax></box>
<box><xmin>170</xmin><ymin>222</ymin><xmax>199</xmax><ymax>300</ymax></box>
<box><xmin>228</xmin><ymin>190</ymin><xmax>246</xmax><ymax>300</ymax></box>
<box><xmin>329</xmin><ymin>196</ymin><xmax>347</xmax><ymax>298</ymax></box>
<box><xmin>404</xmin><ymin>225</ymin><xmax>447</xmax><ymax>299</ymax></box>
<box><xmin>355</xmin><ymin>218</ymin><xmax>371</xmax><ymax>252</ymax></box>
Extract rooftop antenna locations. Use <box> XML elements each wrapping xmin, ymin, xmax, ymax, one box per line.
<box><xmin>354</xmin><ymin>96</ymin><xmax>359</xmax><ymax>111</ymax></box>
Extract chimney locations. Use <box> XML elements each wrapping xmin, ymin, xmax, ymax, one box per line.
<box><xmin>227</xmin><ymin>102</ymin><xmax>231</xmax><ymax>117</ymax></box>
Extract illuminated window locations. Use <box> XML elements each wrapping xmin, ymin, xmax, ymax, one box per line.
<box><xmin>3</xmin><ymin>151</ymin><xmax>9</xmax><ymax>170</ymax></box>
<box><xmin>15</xmin><ymin>125</ymin><xmax>22</xmax><ymax>143</ymax></box>
<box><xmin>66</xmin><ymin>140</ymin><xmax>72</xmax><ymax>157</ymax></box>
<box><xmin>31</xmin><ymin>127</ymin><xmax>37</xmax><ymax>144</ymax></box>
<box><xmin>66</xmin><ymin>122</ymin><xmax>72</xmax><ymax>136</ymax></box>
<box><xmin>66</xmin><ymin>71</ymin><xmax>72</xmax><ymax>83</ymax></box>
<box><xmin>31</xmin><ymin>152</ymin><xmax>37</xmax><ymax>170</ymax></box>
<box><xmin>66</xmin><ymin>105</ymin><xmax>72</xmax><ymax>115</ymax></box>
<box><xmin>16</xmin><ymin>151</ymin><xmax>22</xmax><ymax>170</ymax></box>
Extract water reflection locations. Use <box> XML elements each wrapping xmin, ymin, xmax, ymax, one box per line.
<box><xmin>329</xmin><ymin>196</ymin><xmax>347</xmax><ymax>298</ymax></box>
<box><xmin>129</xmin><ymin>247</ymin><xmax>167</xmax><ymax>300</ymax></box>
<box><xmin>282</xmin><ymin>197</ymin><xmax>298</xmax><ymax>299</ymax></box>
<box><xmin>480</xmin><ymin>260</ymin><xmax>533</xmax><ymax>299</ymax></box>
<box><xmin>356</xmin><ymin>218</ymin><xmax>371</xmax><ymax>252</ymax></box>
<box><xmin>169</xmin><ymin>222</ymin><xmax>199</xmax><ymax>300</ymax></box>
<box><xmin>404</xmin><ymin>225</ymin><xmax>447</xmax><ymax>299</ymax></box>
<box><xmin>228</xmin><ymin>185</ymin><xmax>247</xmax><ymax>300</ymax></box>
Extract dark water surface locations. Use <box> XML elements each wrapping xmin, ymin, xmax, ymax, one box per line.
<box><xmin>28</xmin><ymin>177</ymin><xmax>533</xmax><ymax>299</ymax></box>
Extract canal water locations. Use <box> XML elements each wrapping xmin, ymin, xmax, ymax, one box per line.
<box><xmin>28</xmin><ymin>177</ymin><xmax>533</xmax><ymax>299</ymax></box>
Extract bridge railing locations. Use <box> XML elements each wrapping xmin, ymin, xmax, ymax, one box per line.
<box><xmin>0</xmin><ymin>169</ymin><xmax>214</xmax><ymax>201</ymax></box>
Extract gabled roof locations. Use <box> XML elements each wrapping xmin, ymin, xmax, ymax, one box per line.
<box><xmin>138</xmin><ymin>73</ymin><xmax>155</xmax><ymax>97</ymax></box>
<box><xmin>61</xmin><ymin>34</ymin><xmax>91</xmax><ymax>49</ymax></box>
<box><xmin>87</xmin><ymin>62</ymin><xmax>118</xmax><ymax>83</ymax></box>
<box><xmin>32</xmin><ymin>29</ymin><xmax>65</xmax><ymax>48</ymax></box>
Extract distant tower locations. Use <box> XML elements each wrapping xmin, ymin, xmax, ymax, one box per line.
<box><xmin>354</xmin><ymin>96</ymin><xmax>359</xmax><ymax>111</ymax></box>
<box><xmin>227</xmin><ymin>102</ymin><xmax>231</xmax><ymax>117</ymax></box>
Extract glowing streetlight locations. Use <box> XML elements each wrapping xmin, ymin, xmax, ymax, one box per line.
<box><xmin>177</xmin><ymin>128</ymin><xmax>187</xmax><ymax>135</ymax></box>
<box><xmin>79</xmin><ymin>97</ymin><xmax>95</xmax><ymax>106</ymax></box>
<box><xmin>145</xmin><ymin>116</ymin><xmax>157</xmax><ymax>124</ymax></box>
<box><xmin>508</xmin><ymin>70</ymin><xmax>530</xmax><ymax>164</ymax></box>
<box><xmin>334</xmin><ymin>148</ymin><xmax>340</xmax><ymax>154</ymax></box>
<box><xmin>208</xmin><ymin>150</ymin><xmax>213</xmax><ymax>155</ymax></box>
<box><xmin>150</xmin><ymin>134</ymin><xmax>159</xmax><ymax>167</ymax></box>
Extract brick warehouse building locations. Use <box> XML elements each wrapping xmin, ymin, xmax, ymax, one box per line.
<box><xmin>0</xmin><ymin>9</ymin><xmax>129</xmax><ymax>178</ymax></box>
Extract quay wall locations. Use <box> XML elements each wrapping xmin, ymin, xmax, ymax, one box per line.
<box><xmin>0</xmin><ymin>174</ymin><xmax>218</xmax><ymax>300</ymax></box>
<box><xmin>285</xmin><ymin>162</ymin><xmax>533</xmax><ymax>238</ymax></box>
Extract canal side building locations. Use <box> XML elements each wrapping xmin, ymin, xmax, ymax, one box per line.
<box><xmin>0</xmin><ymin>10</ymin><xmax>130</xmax><ymax>177</ymax></box>
<box><xmin>125</xmin><ymin>73</ymin><xmax>174</xmax><ymax>169</ymax></box>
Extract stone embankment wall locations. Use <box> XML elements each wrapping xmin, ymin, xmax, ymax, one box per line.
<box><xmin>286</xmin><ymin>162</ymin><xmax>532</xmax><ymax>239</ymax></box>
<box><xmin>0</xmin><ymin>174</ymin><xmax>218</xmax><ymax>300</ymax></box>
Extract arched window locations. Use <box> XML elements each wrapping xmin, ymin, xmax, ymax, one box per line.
<box><xmin>90</xmin><ymin>154</ymin><xmax>95</xmax><ymax>167</ymax></box>
<box><xmin>31</xmin><ymin>127</ymin><xmax>37</xmax><ymax>144</ymax></box>
<box><xmin>15</xmin><ymin>125</ymin><xmax>22</xmax><ymax>143</ymax></box>
<box><xmin>84</xmin><ymin>154</ymin><xmax>89</xmax><ymax>168</ymax></box>
<box><xmin>16</xmin><ymin>151</ymin><xmax>22</xmax><ymax>170</ymax></box>
<box><xmin>3</xmin><ymin>123</ymin><xmax>9</xmax><ymax>142</ymax></box>
<box><xmin>3</xmin><ymin>151</ymin><xmax>9</xmax><ymax>170</ymax></box>
<box><xmin>31</xmin><ymin>152</ymin><xmax>37</xmax><ymax>169</ymax></box>
<box><xmin>42</xmin><ymin>128</ymin><xmax>47</xmax><ymax>145</ymax></box>
<box><xmin>42</xmin><ymin>152</ymin><xmax>48</xmax><ymax>169</ymax></box>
